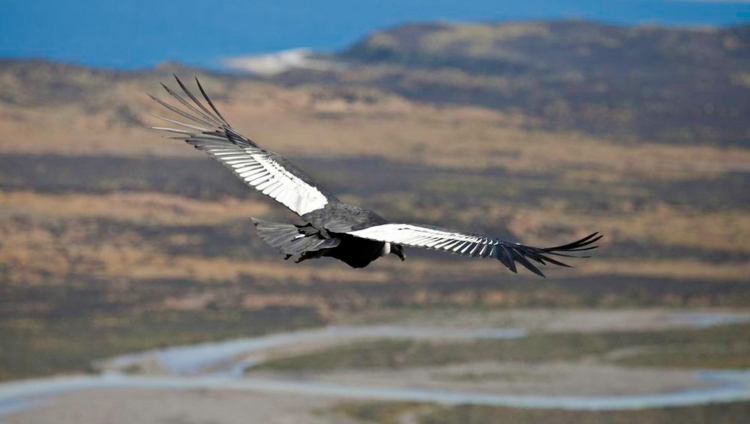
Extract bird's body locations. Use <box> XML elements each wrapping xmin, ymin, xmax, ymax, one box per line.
<box><xmin>253</xmin><ymin>202</ymin><xmax>395</xmax><ymax>268</ymax></box>
<box><xmin>151</xmin><ymin>77</ymin><xmax>601</xmax><ymax>276</ymax></box>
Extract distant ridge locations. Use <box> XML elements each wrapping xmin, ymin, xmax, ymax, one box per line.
<box><xmin>2</xmin><ymin>19</ymin><xmax>749</xmax><ymax>146</ymax></box>
<box><xmin>272</xmin><ymin>20</ymin><xmax>750</xmax><ymax>146</ymax></box>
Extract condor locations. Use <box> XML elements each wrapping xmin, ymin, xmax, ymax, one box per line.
<box><xmin>150</xmin><ymin>76</ymin><xmax>601</xmax><ymax>276</ymax></box>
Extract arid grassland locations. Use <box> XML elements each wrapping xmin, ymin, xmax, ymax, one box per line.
<box><xmin>2</xmin><ymin>19</ymin><xmax>750</xmax><ymax>424</ymax></box>
<box><xmin>332</xmin><ymin>401</ymin><xmax>750</xmax><ymax>424</ymax></box>
<box><xmin>253</xmin><ymin>323</ymin><xmax>750</xmax><ymax>373</ymax></box>
<box><xmin>1</xmin><ymin>55</ymin><xmax>750</xmax><ymax>384</ymax></box>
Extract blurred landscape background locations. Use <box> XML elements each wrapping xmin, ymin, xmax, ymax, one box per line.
<box><xmin>1</xmin><ymin>1</ymin><xmax>750</xmax><ymax>423</ymax></box>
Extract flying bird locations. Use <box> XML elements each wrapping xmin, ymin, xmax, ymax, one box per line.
<box><xmin>150</xmin><ymin>76</ymin><xmax>601</xmax><ymax>277</ymax></box>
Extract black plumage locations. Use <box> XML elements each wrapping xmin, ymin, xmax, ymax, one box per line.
<box><xmin>150</xmin><ymin>76</ymin><xmax>601</xmax><ymax>276</ymax></box>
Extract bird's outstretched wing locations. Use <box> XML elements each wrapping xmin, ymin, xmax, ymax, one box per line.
<box><xmin>346</xmin><ymin>223</ymin><xmax>601</xmax><ymax>277</ymax></box>
<box><xmin>150</xmin><ymin>76</ymin><xmax>336</xmax><ymax>216</ymax></box>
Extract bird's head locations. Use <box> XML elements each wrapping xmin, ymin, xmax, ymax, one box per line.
<box><xmin>391</xmin><ymin>244</ymin><xmax>406</xmax><ymax>261</ymax></box>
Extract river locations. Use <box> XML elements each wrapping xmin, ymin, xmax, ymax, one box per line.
<box><xmin>2</xmin><ymin>313</ymin><xmax>750</xmax><ymax>421</ymax></box>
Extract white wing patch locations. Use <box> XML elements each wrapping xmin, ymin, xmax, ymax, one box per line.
<box><xmin>347</xmin><ymin>223</ymin><xmax>497</xmax><ymax>256</ymax></box>
<box><xmin>209</xmin><ymin>148</ymin><xmax>329</xmax><ymax>215</ymax></box>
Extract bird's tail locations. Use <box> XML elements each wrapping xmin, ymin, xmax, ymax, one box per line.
<box><xmin>251</xmin><ymin>218</ymin><xmax>339</xmax><ymax>257</ymax></box>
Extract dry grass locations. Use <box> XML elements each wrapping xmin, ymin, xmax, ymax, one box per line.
<box><xmin>0</xmin><ymin>191</ymin><xmax>271</xmax><ymax>224</ymax></box>
<box><xmin>506</xmin><ymin>201</ymin><xmax>750</xmax><ymax>253</ymax></box>
<box><xmin>1</xmin><ymin>80</ymin><xmax>749</xmax><ymax>181</ymax></box>
<box><xmin>2</xmin><ymin>73</ymin><xmax>750</xmax><ymax>317</ymax></box>
<box><xmin>2</xmin><ymin>189</ymin><xmax>749</xmax><ymax>289</ymax></box>
<box><xmin>0</xmin><ymin>221</ymin><xmax>389</xmax><ymax>286</ymax></box>
<box><xmin>375</xmin><ymin>257</ymin><xmax>750</xmax><ymax>283</ymax></box>
<box><xmin>103</xmin><ymin>253</ymin><xmax>391</xmax><ymax>285</ymax></box>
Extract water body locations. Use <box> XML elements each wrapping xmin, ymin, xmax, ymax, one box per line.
<box><xmin>3</xmin><ymin>318</ymin><xmax>750</xmax><ymax>421</ymax></box>
<box><xmin>670</xmin><ymin>312</ymin><xmax>750</xmax><ymax>328</ymax></box>
<box><xmin>103</xmin><ymin>326</ymin><xmax>528</xmax><ymax>375</ymax></box>
<box><xmin>1</xmin><ymin>369</ymin><xmax>750</xmax><ymax>416</ymax></box>
<box><xmin>2</xmin><ymin>1</ymin><xmax>749</xmax><ymax>69</ymax></box>
<box><xmin>0</xmin><ymin>399</ymin><xmax>35</xmax><ymax>421</ymax></box>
